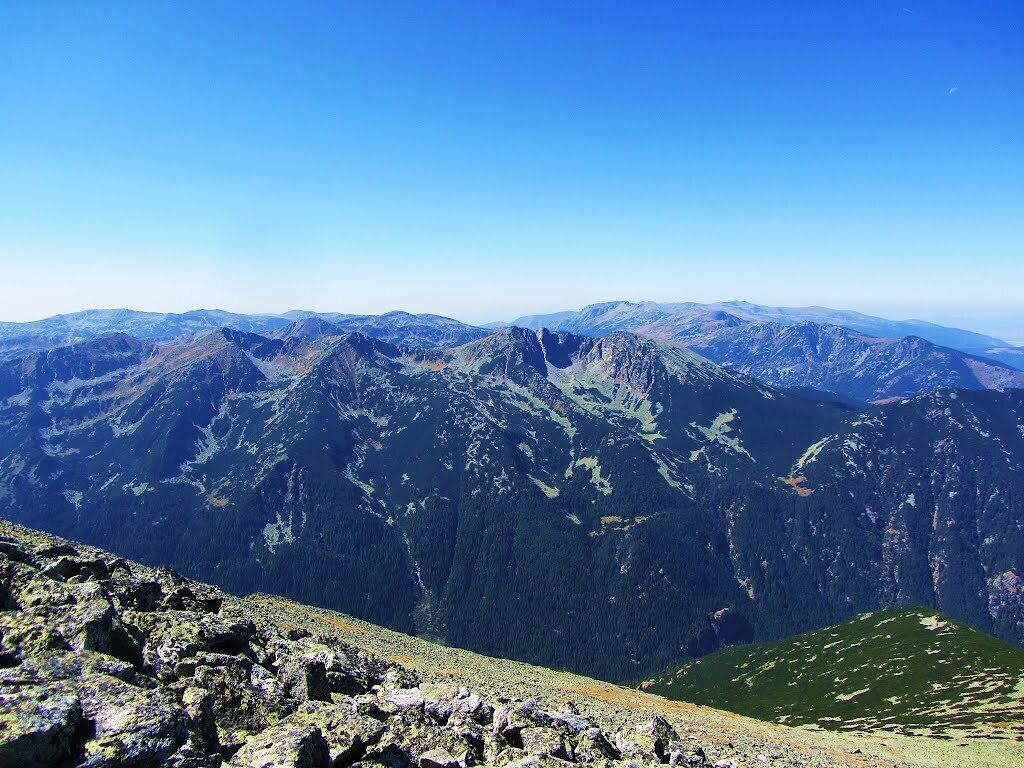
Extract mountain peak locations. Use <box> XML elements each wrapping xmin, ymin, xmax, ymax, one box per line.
<box><xmin>271</xmin><ymin>317</ymin><xmax>345</xmax><ymax>342</ymax></box>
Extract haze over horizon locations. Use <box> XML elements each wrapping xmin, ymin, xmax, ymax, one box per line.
<box><xmin>2</xmin><ymin>2</ymin><xmax>1021</xmax><ymax>337</ymax></box>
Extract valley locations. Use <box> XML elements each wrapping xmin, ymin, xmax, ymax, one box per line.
<box><xmin>1</xmin><ymin>317</ymin><xmax>1022</xmax><ymax>683</ymax></box>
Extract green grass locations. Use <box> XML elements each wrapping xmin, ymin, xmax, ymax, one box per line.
<box><xmin>643</xmin><ymin>607</ymin><xmax>1024</xmax><ymax>739</ymax></box>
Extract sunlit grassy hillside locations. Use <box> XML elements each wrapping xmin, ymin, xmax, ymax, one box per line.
<box><xmin>644</xmin><ymin>607</ymin><xmax>1024</xmax><ymax>739</ymax></box>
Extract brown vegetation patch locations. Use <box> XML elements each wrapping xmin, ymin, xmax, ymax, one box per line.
<box><xmin>780</xmin><ymin>474</ymin><xmax>813</xmax><ymax>497</ymax></box>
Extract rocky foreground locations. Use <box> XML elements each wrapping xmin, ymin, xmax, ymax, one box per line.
<box><xmin>0</xmin><ymin>519</ymin><xmax>913</xmax><ymax>768</ymax></box>
<box><xmin>0</xmin><ymin>519</ymin><xmax>724</xmax><ymax>768</ymax></box>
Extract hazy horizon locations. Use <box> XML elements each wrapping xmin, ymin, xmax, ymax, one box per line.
<box><xmin>2</xmin><ymin>298</ymin><xmax>1022</xmax><ymax>345</ymax></box>
<box><xmin>2</xmin><ymin>3</ymin><xmax>1021</xmax><ymax>339</ymax></box>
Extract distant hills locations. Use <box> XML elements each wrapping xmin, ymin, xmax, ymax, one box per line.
<box><xmin>1</xmin><ymin>321</ymin><xmax>1022</xmax><ymax>681</ymax></box>
<box><xmin>491</xmin><ymin>300</ymin><xmax>1024</xmax><ymax>401</ymax></box>
<box><xmin>3</xmin><ymin>301</ymin><xmax>1022</xmax><ymax>403</ymax></box>
<box><xmin>643</xmin><ymin>606</ymin><xmax>1024</xmax><ymax>739</ymax></box>
<box><xmin>0</xmin><ymin>308</ymin><xmax>488</xmax><ymax>361</ymax></box>
<box><xmin>637</xmin><ymin>313</ymin><xmax>1024</xmax><ymax>402</ymax></box>
<box><xmin>497</xmin><ymin>300</ymin><xmax>1017</xmax><ymax>358</ymax></box>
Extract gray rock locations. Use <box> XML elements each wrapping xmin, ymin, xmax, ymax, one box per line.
<box><xmin>76</xmin><ymin>672</ymin><xmax>192</xmax><ymax>767</ymax></box>
<box><xmin>520</xmin><ymin>726</ymin><xmax>569</xmax><ymax>758</ymax></box>
<box><xmin>383</xmin><ymin>686</ymin><xmax>425</xmax><ymax>712</ymax></box>
<box><xmin>617</xmin><ymin>715</ymin><xmax>679</xmax><ymax>762</ymax></box>
<box><xmin>287</xmin><ymin>700</ymin><xmax>386</xmax><ymax>765</ymax></box>
<box><xmin>669</xmin><ymin>744</ymin><xmax>710</xmax><ymax>767</ymax></box>
<box><xmin>574</xmin><ymin>727</ymin><xmax>619</xmax><ymax>762</ymax></box>
<box><xmin>278</xmin><ymin>655</ymin><xmax>332</xmax><ymax>702</ymax></box>
<box><xmin>419</xmin><ymin>746</ymin><xmax>460</xmax><ymax>768</ymax></box>
<box><xmin>0</xmin><ymin>682</ymin><xmax>82</xmax><ymax>768</ymax></box>
<box><xmin>228</xmin><ymin>721</ymin><xmax>330</xmax><ymax>768</ymax></box>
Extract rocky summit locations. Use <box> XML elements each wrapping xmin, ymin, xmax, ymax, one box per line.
<box><xmin>0</xmin><ymin>518</ymin><xmax>732</xmax><ymax>768</ymax></box>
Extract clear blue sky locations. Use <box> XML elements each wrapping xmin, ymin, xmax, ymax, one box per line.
<box><xmin>1</xmin><ymin>2</ymin><xmax>1021</xmax><ymax>335</ymax></box>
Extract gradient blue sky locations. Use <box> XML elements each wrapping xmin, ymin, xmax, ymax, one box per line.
<box><xmin>1</xmin><ymin>2</ymin><xmax>1021</xmax><ymax>336</ymax></box>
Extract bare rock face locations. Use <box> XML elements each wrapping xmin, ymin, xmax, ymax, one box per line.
<box><xmin>0</xmin><ymin>520</ymin><xmax>716</xmax><ymax>768</ymax></box>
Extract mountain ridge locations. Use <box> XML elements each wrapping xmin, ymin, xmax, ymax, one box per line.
<box><xmin>497</xmin><ymin>300</ymin><xmax>1021</xmax><ymax>367</ymax></box>
<box><xmin>1</xmin><ymin>325</ymin><xmax>1022</xmax><ymax>682</ymax></box>
<box><xmin>11</xmin><ymin>516</ymin><xmax>1009</xmax><ymax>768</ymax></box>
<box><xmin>0</xmin><ymin>309</ymin><xmax>489</xmax><ymax>361</ymax></box>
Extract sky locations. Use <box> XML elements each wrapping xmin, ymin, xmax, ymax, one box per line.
<box><xmin>0</xmin><ymin>2</ymin><xmax>1021</xmax><ymax>337</ymax></box>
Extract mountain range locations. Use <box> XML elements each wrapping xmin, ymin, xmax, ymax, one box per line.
<box><xmin>1</xmin><ymin>319</ymin><xmax>1022</xmax><ymax>682</ymax></box>
<box><xmin>3</xmin><ymin>302</ymin><xmax>1023</xmax><ymax>404</ymax></box>
<box><xmin>636</xmin><ymin>312</ymin><xmax>1024</xmax><ymax>402</ymax></box>
<box><xmin>497</xmin><ymin>300</ymin><xmax>1020</xmax><ymax>361</ymax></box>
<box><xmin>0</xmin><ymin>309</ymin><xmax>489</xmax><ymax>361</ymax></box>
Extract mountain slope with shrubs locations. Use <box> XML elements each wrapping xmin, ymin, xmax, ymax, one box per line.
<box><xmin>0</xmin><ymin>324</ymin><xmax>1022</xmax><ymax>682</ymax></box>
<box><xmin>1</xmin><ymin>519</ymin><xmax>934</xmax><ymax>768</ymax></box>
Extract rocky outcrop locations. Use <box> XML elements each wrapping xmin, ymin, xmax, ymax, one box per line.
<box><xmin>0</xmin><ymin>519</ymin><xmax>711</xmax><ymax>768</ymax></box>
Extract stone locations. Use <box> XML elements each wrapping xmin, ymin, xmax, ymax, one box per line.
<box><xmin>617</xmin><ymin>716</ymin><xmax>679</xmax><ymax>762</ymax></box>
<box><xmin>368</xmin><ymin>708</ymin><xmax>479</xmax><ymax>768</ymax></box>
<box><xmin>278</xmin><ymin>655</ymin><xmax>332</xmax><ymax>702</ymax></box>
<box><xmin>287</xmin><ymin>700</ymin><xmax>386</xmax><ymax>765</ymax></box>
<box><xmin>228</xmin><ymin>721</ymin><xmax>330</xmax><ymax>768</ymax></box>
<box><xmin>668</xmin><ymin>744</ymin><xmax>710</xmax><ymax>767</ymax></box>
<box><xmin>42</xmin><ymin>554</ymin><xmax>111</xmax><ymax>582</ymax></box>
<box><xmin>505</xmin><ymin>755</ymin><xmax>577</xmax><ymax>768</ymax></box>
<box><xmin>76</xmin><ymin>672</ymin><xmax>192</xmax><ymax>767</ymax></box>
<box><xmin>574</xmin><ymin>727</ymin><xmax>619</xmax><ymax>762</ymax></box>
<box><xmin>383</xmin><ymin>686</ymin><xmax>425</xmax><ymax>712</ymax></box>
<box><xmin>0</xmin><ymin>682</ymin><xmax>82</xmax><ymax>768</ymax></box>
<box><xmin>520</xmin><ymin>726</ymin><xmax>569</xmax><ymax>758</ymax></box>
<box><xmin>419</xmin><ymin>746</ymin><xmax>460</xmax><ymax>768</ymax></box>
<box><xmin>540</xmin><ymin>708</ymin><xmax>591</xmax><ymax>734</ymax></box>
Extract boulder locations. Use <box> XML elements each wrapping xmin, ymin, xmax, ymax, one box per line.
<box><xmin>0</xmin><ymin>682</ymin><xmax>82</xmax><ymax>768</ymax></box>
<box><xmin>616</xmin><ymin>716</ymin><xmax>679</xmax><ymax>763</ymax></box>
<box><xmin>419</xmin><ymin>746</ymin><xmax>460</xmax><ymax>768</ymax></box>
<box><xmin>277</xmin><ymin>655</ymin><xmax>332</xmax><ymax>702</ymax></box>
<box><xmin>76</xmin><ymin>672</ymin><xmax>193</xmax><ymax>768</ymax></box>
<box><xmin>41</xmin><ymin>554</ymin><xmax>111</xmax><ymax>582</ymax></box>
<box><xmin>669</xmin><ymin>745</ymin><xmax>711</xmax><ymax>767</ymax></box>
<box><xmin>368</xmin><ymin>708</ymin><xmax>478</xmax><ymax>768</ymax></box>
<box><xmin>228</xmin><ymin>721</ymin><xmax>330</xmax><ymax>768</ymax></box>
<box><xmin>520</xmin><ymin>726</ymin><xmax>569</xmax><ymax>759</ymax></box>
<box><xmin>382</xmin><ymin>686</ymin><xmax>425</xmax><ymax>713</ymax></box>
<box><xmin>285</xmin><ymin>700</ymin><xmax>386</xmax><ymax>765</ymax></box>
<box><xmin>573</xmin><ymin>727</ymin><xmax>619</xmax><ymax>762</ymax></box>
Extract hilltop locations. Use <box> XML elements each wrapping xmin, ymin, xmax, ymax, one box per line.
<box><xmin>644</xmin><ymin>607</ymin><xmax>1024</xmax><ymax>739</ymax></box>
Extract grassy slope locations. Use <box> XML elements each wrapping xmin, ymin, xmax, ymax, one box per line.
<box><xmin>644</xmin><ymin>607</ymin><xmax>1024</xmax><ymax>740</ymax></box>
<box><xmin>245</xmin><ymin>594</ymin><xmax>1024</xmax><ymax>768</ymax></box>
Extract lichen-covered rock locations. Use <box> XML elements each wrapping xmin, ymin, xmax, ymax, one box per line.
<box><xmin>76</xmin><ymin>672</ymin><xmax>193</xmax><ymax>767</ymax></box>
<box><xmin>520</xmin><ymin>726</ymin><xmax>569</xmax><ymax>759</ymax></box>
<box><xmin>0</xmin><ymin>682</ymin><xmax>81</xmax><ymax>768</ymax></box>
<box><xmin>382</xmin><ymin>686</ymin><xmax>426</xmax><ymax>713</ymax></box>
<box><xmin>616</xmin><ymin>715</ymin><xmax>680</xmax><ymax>762</ymax></box>
<box><xmin>418</xmin><ymin>746</ymin><xmax>460</xmax><ymax>768</ymax></box>
<box><xmin>227</xmin><ymin>721</ymin><xmax>330</xmax><ymax>768</ymax></box>
<box><xmin>284</xmin><ymin>700</ymin><xmax>386</xmax><ymax>765</ymax></box>
<box><xmin>668</xmin><ymin>744</ymin><xmax>711</xmax><ymax>768</ymax></box>
<box><xmin>0</xmin><ymin>521</ymin><xmax>729</xmax><ymax>768</ymax></box>
<box><xmin>573</xmin><ymin>727</ymin><xmax>619</xmax><ymax>763</ymax></box>
<box><xmin>277</xmin><ymin>654</ymin><xmax>331</xmax><ymax>703</ymax></box>
<box><xmin>368</xmin><ymin>708</ymin><xmax>481</xmax><ymax>768</ymax></box>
